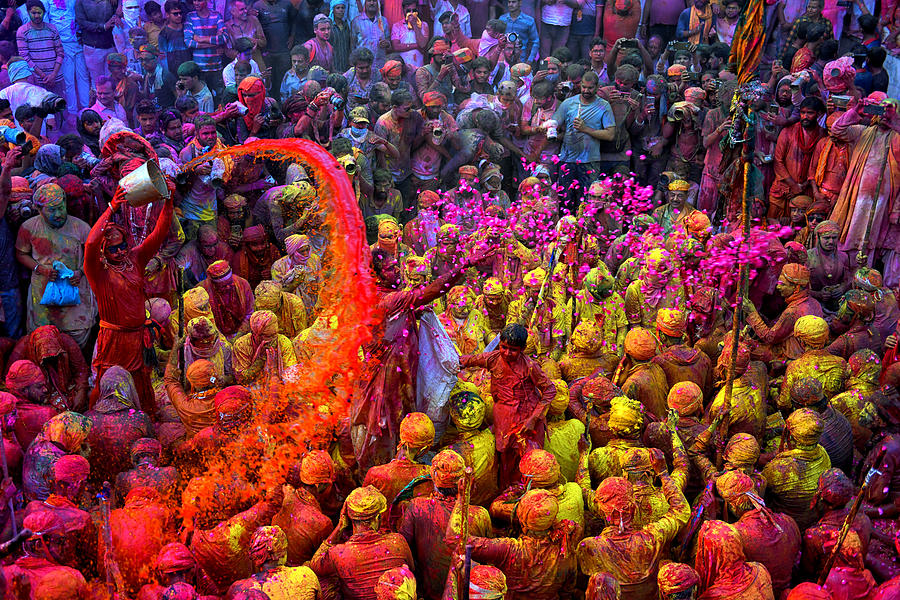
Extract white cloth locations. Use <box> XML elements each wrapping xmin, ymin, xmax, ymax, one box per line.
<box><xmin>223</xmin><ymin>57</ymin><xmax>262</xmax><ymax>87</ymax></box>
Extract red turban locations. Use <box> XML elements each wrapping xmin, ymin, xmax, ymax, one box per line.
<box><xmin>381</xmin><ymin>60</ymin><xmax>403</xmax><ymax>77</ymax></box>
<box><xmin>431</xmin><ymin>449</ymin><xmax>465</xmax><ymax>488</ymax></box>
<box><xmin>53</xmin><ymin>454</ymin><xmax>90</xmax><ymax>485</ymax></box>
<box><xmin>214</xmin><ymin>386</ymin><xmax>253</xmax><ymax>429</ymax></box>
<box><xmin>24</xmin><ymin>510</ymin><xmax>62</xmax><ymax>535</ymax></box>
<box><xmin>817</xmin><ymin>468</ymin><xmax>853</xmax><ymax>506</ymax></box>
<box><xmin>376</xmin><ymin>564</ymin><xmax>416</xmax><ymax>600</ymax></box>
<box><xmin>594</xmin><ymin>477</ymin><xmax>634</xmax><ymax>518</ymax></box>
<box><xmin>5</xmin><ymin>359</ymin><xmax>44</xmax><ymax>395</ymax></box>
<box><xmin>300</xmin><ymin>450</ymin><xmax>336</xmax><ymax>485</ymax></box>
<box><xmin>206</xmin><ymin>259</ymin><xmax>232</xmax><ymax>280</ymax></box>
<box><xmin>131</xmin><ymin>437</ymin><xmax>162</xmax><ymax>463</ymax></box>
<box><xmin>0</xmin><ymin>392</ymin><xmax>16</xmax><ymax>415</ymax></box>
<box><xmin>399</xmin><ymin>412</ymin><xmax>434</xmax><ymax>449</ymax></box>
<box><xmin>470</xmin><ymin>565</ymin><xmax>507</xmax><ymax>600</ymax></box>
<box><xmin>516</xmin><ymin>489</ymin><xmax>558</xmax><ymax>531</ymax></box>
<box><xmin>157</xmin><ymin>542</ymin><xmax>196</xmax><ymax>574</ymax></box>
<box><xmin>422</xmin><ymin>91</ymin><xmax>447</xmax><ymax>106</ymax></box>
<box><xmin>243</xmin><ymin>225</ymin><xmax>266</xmax><ymax>243</ymax></box>
<box><xmin>519</xmin><ymin>449</ymin><xmax>560</xmax><ymax>487</ymax></box>
<box><xmin>786</xmin><ymin>583</ymin><xmax>833</xmax><ymax>599</ymax></box>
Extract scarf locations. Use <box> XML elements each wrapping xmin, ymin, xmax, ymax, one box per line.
<box><xmin>688</xmin><ymin>3</ymin><xmax>713</xmax><ymax>44</ymax></box>
<box><xmin>94</xmin><ymin>365</ymin><xmax>140</xmax><ymax>413</ymax></box>
<box><xmin>238</xmin><ymin>76</ymin><xmax>266</xmax><ymax>133</ymax></box>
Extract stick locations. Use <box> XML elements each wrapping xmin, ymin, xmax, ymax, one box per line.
<box><xmin>530</xmin><ymin>248</ymin><xmax>557</xmax><ymax>330</ymax></box>
<box><xmin>0</xmin><ymin>423</ymin><xmax>15</xmax><ymax>537</ymax></box>
<box><xmin>856</xmin><ymin>141</ymin><xmax>891</xmax><ymax>268</ymax></box>
<box><xmin>456</xmin><ymin>465</ymin><xmax>474</xmax><ymax>600</ymax></box>
<box><xmin>176</xmin><ymin>266</ymin><xmax>185</xmax><ymax>382</ymax></box>
<box><xmin>817</xmin><ymin>445</ymin><xmax>888</xmax><ymax>585</ymax></box>
<box><xmin>99</xmin><ymin>481</ymin><xmax>125</xmax><ymax>597</ymax></box>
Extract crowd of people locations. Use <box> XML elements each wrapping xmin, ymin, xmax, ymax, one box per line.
<box><xmin>0</xmin><ymin>0</ymin><xmax>898</xmax><ymax>596</ymax></box>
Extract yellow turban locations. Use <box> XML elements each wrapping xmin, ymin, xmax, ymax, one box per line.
<box><xmin>794</xmin><ymin>315</ymin><xmax>830</xmax><ymax>349</ymax></box>
<box><xmin>656</xmin><ymin>309</ymin><xmax>687</xmax><ymax>338</ymax></box>
<box><xmin>346</xmin><ymin>485</ymin><xmax>387</xmax><ymax>520</ymax></box>
<box><xmin>668</xmin><ymin>179</ymin><xmax>691</xmax><ymax>192</ymax></box>
<box><xmin>550</xmin><ymin>379</ymin><xmax>569</xmax><ymax>415</ymax></box>
<box><xmin>378</xmin><ymin>219</ymin><xmax>401</xmax><ymax>236</ymax></box>
<box><xmin>787</xmin><ymin>407</ymin><xmax>824</xmax><ymax>447</ymax></box>
<box><xmin>482</xmin><ymin>277</ymin><xmax>505</xmax><ymax>297</ymax></box>
<box><xmin>254</xmin><ymin>280</ymin><xmax>283</xmax><ymax>312</ymax></box>
<box><xmin>183</xmin><ymin>287</ymin><xmax>212</xmax><ymax>321</ymax></box>
<box><xmin>249</xmin><ymin>310</ymin><xmax>279</xmax><ymax>336</ymax></box>
<box><xmin>431</xmin><ymin>449</ymin><xmax>465</xmax><ymax>488</ymax></box>
<box><xmin>571</xmin><ymin>321</ymin><xmax>603</xmax><ymax>354</ymax></box>
<box><xmin>523</xmin><ymin>268</ymin><xmax>547</xmax><ymax>288</ymax></box>
<box><xmin>625</xmin><ymin>327</ymin><xmax>658</xmax><ymax>361</ymax></box>
<box><xmin>724</xmin><ymin>433</ymin><xmax>760</xmax><ymax>468</ymax></box>
<box><xmin>608</xmin><ymin>396</ymin><xmax>644</xmax><ymax>436</ymax></box>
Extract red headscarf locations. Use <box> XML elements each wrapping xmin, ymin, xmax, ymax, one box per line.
<box><xmin>238</xmin><ymin>76</ymin><xmax>266</xmax><ymax>133</ymax></box>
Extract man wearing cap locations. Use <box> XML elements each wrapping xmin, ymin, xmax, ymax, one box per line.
<box><xmin>762</xmin><ymin>407</ymin><xmax>832</xmax><ymax>529</ymax></box>
<box><xmin>199</xmin><ymin>259</ymin><xmax>254</xmax><ymax>340</ymax></box>
<box><xmin>827</xmin><ymin>289</ymin><xmax>882</xmax><ymax>359</ymax></box>
<box><xmin>399</xmin><ymin>449</ymin><xmax>492</xmax><ymax>600</ymax></box>
<box><xmin>653</xmin><ymin>308</ymin><xmax>712</xmax><ymax>397</ymax></box>
<box><xmin>652</xmin><ymin>179</ymin><xmax>699</xmax><ymax>235</ymax></box>
<box><xmin>138</xmin><ymin>44</ymin><xmax>177</xmax><ymax>109</ymax></box>
<box><xmin>779</xmin><ymin>315</ymin><xmax>847</xmax><ymax>413</ymax></box>
<box><xmin>742</xmin><ymin>263</ymin><xmax>824</xmax><ymax>362</ymax></box>
<box><xmin>310</xmin><ymin>486</ymin><xmax>415</xmax><ymax>599</ymax></box>
<box><xmin>176</xmin><ymin>60</ymin><xmax>215</xmax><ymax>113</ymax></box>
<box><xmin>4</xmin><ymin>511</ymin><xmax>90</xmax><ymax>599</ymax></box>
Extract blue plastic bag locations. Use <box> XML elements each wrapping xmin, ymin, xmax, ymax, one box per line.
<box><xmin>40</xmin><ymin>261</ymin><xmax>80</xmax><ymax>307</ymax></box>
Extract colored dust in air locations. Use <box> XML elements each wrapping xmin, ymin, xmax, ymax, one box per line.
<box><xmin>179</xmin><ymin>139</ymin><xmax>377</xmax><ymax>529</ymax></box>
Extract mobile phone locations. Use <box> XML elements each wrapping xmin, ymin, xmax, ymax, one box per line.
<box><xmin>831</xmin><ymin>94</ymin><xmax>851</xmax><ymax>108</ymax></box>
<box><xmin>864</xmin><ymin>103</ymin><xmax>886</xmax><ymax>116</ymax></box>
<box><xmin>620</xmin><ymin>38</ymin><xmax>638</xmax><ymax>48</ymax></box>
<box><xmin>668</xmin><ymin>40</ymin><xmax>692</xmax><ymax>52</ymax></box>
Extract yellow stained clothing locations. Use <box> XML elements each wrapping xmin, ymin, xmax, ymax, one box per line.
<box><xmin>624</xmin><ymin>278</ymin><xmax>687</xmax><ymax>329</ymax></box>
<box><xmin>255</xmin><ymin>292</ymin><xmax>309</xmax><ymax>339</ymax></box>
<box><xmin>577</xmin><ymin>475</ymin><xmax>690</xmax><ymax>598</ymax></box>
<box><xmin>830</xmin><ymin>389</ymin><xmax>870</xmax><ymax>425</ymax></box>
<box><xmin>614</xmin><ymin>257</ymin><xmax>640</xmax><ymax>295</ymax></box>
<box><xmin>545</xmin><ymin>418</ymin><xmax>587</xmax><ymax>483</ymax></box>
<box><xmin>464</xmin><ymin>296</ymin><xmax>509</xmax><ymax>351</ymax></box>
<box><xmin>705</xmin><ymin>362</ymin><xmax>768</xmax><ymax>440</ymax></box>
<box><xmin>232</xmin><ymin>334</ymin><xmax>298</xmax><ymax>384</ymax></box>
<box><xmin>761</xmin><ymin>445</ymin><xmax>831</xmax><ymax>530</ymax></box>
<box><xmin>507</xmin><ymin>296</ymin><xmax>566</xmax><ymax>356</ymax></box>
<box><xmin>778</xmin><ymin>350</ymin><xmax>848</xmax><ymax>412</ymax></box>
<box><xmin>565</xmin><ymin>290</ymin><xmax>628</xmax><ymax>356</ymax></box>
<box><xmin>270</xmin><ymin>254</ymin><xmax>321</xmax><ymax>296</ymax></box>
<box><xmin>559</xmin><ymin>352</ymin><xmax>613</xmax><ymax>383</ymax></box>
<box><xmin>234</xmin><ymin>565</ymin><xmax>320</xmax><ymax>600</ymax></box>
<box><xmin>586</xmin><ymin>439</ymin><xmax>642</xmax><ymax>487</ymax></box>
<box><xmin>490</xmin><ymin>481</ymin><xmax>585</xmax><ymax>530</ymax></box>
<box><xmin>442</xmin><ymin>428</ymin><xmax>498</xmax><ymax>507</ymax></box>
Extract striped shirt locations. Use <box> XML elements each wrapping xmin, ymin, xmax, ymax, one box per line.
<box><xmin>16</xmin><ymin>21</ymin><xmax>63</xmax><ymax>80</ymax></box>
<box><xmin>184</xmin><ymin>10</ymin><xmax>226</xmax><ymax>71</ymax></box>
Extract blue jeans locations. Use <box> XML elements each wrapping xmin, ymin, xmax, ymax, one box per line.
<box><xmin>0</xmin><ymin>288</ymin><xmax>21</xmax><ymax>338</ymax></box>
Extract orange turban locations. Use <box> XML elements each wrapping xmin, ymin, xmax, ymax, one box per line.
<box><xmin>248</xmin><ymin>525</ymin><xmax>288</xmax><ymax>567</ymax></box>
<box><xmin>724</xmin><ymin>433</ymin><xmax>760</xmax><ymax>468</ymax></box>
<box><xmin>346</xmin><ymin>485</ymin><xmax>387</xmax><ymax>520</ymax></box>
<box><xmin>399</xmin><ymin>412</ymin><xmax>434</xmax><ymax>449</ymax></box>
<box><xmin>520</xmin><ymin>449</ymin><xmax>560</xmax><ymax>487</ymax></box>
<box><xmin>656</xmin><ymin>309</ymin><xmax>686</xmax><ymax>338</ymax></box>
<box><xmin>470</xmin><ymin>565</ymin><xmax>507</xmax><ymax>600</ymax></box>
<box><xmin>381</xmin><ymin>60</ymin><xmax>403</xmax><ymax>77</ymax></box>
<box><xmin>516</xmin><ymin>489</ymin><xmax>558</xmax><ymax>531</ymax></box>
<box><xmin>658</xmin><ymin>562</ymin><xmax>700</xmax><ymax>595</ymax></box>
<box><xmin>431</xmin><ymin>449</ymin><xmax>465</xmax><ymax>488</ymax></box>
<box><xmin>715</xmin><ymin>469</ymin><xmax>756</xmax><ymax>508</ymax></box>
<box><xmin>53</xmin><ymin>454</ymin><xmax>90</xmax><ymax>485</ymax></box>
<box><xmin>667</xmin><ymin>381</ymin><xmax>702</xmax><ymax>416</ymax></box>
<box><xmin>157</xmin><ymin>542</ymin><xmax>196</xmax><ymax>574</ymax></box>
<box><xmin>786</xmin><ymin>583</ymin><xmax>833</xmax><ymax>599</ymax></box>
<box><xmin>186</xmin><ymin>359</ymin><xmax>216</xmax><ymax>390</ymax></box>
<box><xmin>667</xmin><ymin>64</ymin><xmax>687</xmax><ymax>77</ymax></box>
<box><xmin>685</xmin><ymin>210</ymin><xmax>711</xmax><ymax>238</ymax></box>
<box><xmin>300</xmin><ymin>450</ymin><xmax>336</xmax><ymax>485</ymax></box>
<box><xmin>624</xmin><ymin>327</ymin><xmax>658</xmax><ymax>361</ymax></box>
<box><xmin>0</xmin><ymin>392</ymin><xmax>16</xmax><ymax>415</ymax></box>
<box><xmin>781</xmin><ymin>263</ymin><xmax>810</xmax><ymax>286</ymax></box>
<box><xmin>5</xmin><ymin>360</ymin><xmax>45</xmax><ymax>395</ymax></box>
<box><xmin>422</xmin><ymin>91</ymin><xmax>447</xmax><ymax>106</ymax></box>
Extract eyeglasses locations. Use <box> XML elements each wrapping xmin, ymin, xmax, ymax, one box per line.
<box><xmin>106</xmin><ymin>241</ymin><xmax>128</xmax><ymax>253</ymax></box>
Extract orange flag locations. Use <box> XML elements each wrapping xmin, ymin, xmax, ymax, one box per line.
<box><xmin>728</xmin><ymin>0</ymin><xmax>767</xmax><ymax>84</ymax></box>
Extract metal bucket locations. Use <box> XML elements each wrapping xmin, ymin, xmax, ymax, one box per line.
<box><xmin>118</xmin><ymin>160</ymin><xmax>170</xmax><ymax>207</ymax></box>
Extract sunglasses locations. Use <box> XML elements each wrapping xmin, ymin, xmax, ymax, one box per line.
<box><xmin>106</xmin><ymin>241</ymin><xmax>128</xmax><ymax>253</ymax></box>
<box><xmin>170</xmin><ymin>10</ymin><xmax>182</xmax><ymax>13</ymax></box>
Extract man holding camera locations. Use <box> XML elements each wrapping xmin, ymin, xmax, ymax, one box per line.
<box><xmin>415</xmin><ymin>37</ymin><xmax>466</xmax><ymax>105</ymax></box>
<box><xmin>499</xmin><ymin>0</ymin><xmax>539</xmax><ymax>63</ymax></box>
<box><xmin>552</xmin><ymin>70</ymin><xmax>617</xmax><ymax>211</ymax></box>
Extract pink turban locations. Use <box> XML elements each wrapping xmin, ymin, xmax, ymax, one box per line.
<box><xmin>53</xmin><ymin>454</ymin><xmax>90</xmax><ymax>485</ymax></box>
<box><xmin>5</xmin><ymin>360</ymin><xmax>44</xmax><ymax>395</ymax></box>
<box><xmin>823</xmin><ymin>57</ymin><xmax>855</xmax><ymax>93</ymax></box>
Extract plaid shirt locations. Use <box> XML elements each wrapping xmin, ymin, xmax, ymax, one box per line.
<box><xmin>184</xmin><ymin>10</ymin><xmax>226</xmax><ymax>71</ymax></box>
